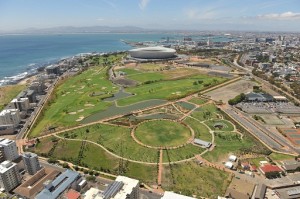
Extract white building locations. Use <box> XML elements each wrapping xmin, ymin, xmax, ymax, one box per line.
<box><xmin>10</xmin><ymin>98</ymin><xmax>30</xmax><ymax>111</ymax></box>
<box><xmin>84</xmin><ymin>176</ymin><xmax>140</xmax><ymax>199</ymax></box>
<box><xmin>128</xmin><ymin>46</ymin><xmax>176</xmax><ymax>60</ymax></box>
<box><xmin>162</xmin><ymin>191</ymin><xmax>196</xmax><ymax>199</ymax></box>
<box><xmin>21</xmin><ymin>152</ymin><xmax>41</xmax><ymax>175</ymax></box>
<box><xmin>0</xmin><ymin>161</ymin><xmax>21</xmax><ymax>192</ymax></box>
<box><xmin>0</xmin><ymin>109</ymin><xmax>21</xmax><ymax>127</ymax></box>
<box><xmin>0</xmin><ymin>138</ymin><xmax>19</xmax><ymax>161</ymax></box>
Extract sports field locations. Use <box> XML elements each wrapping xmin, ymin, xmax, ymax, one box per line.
<box><xmin>134</xmin><ymin>120</ymin><xmax>191</xmax><ymax>147</ymax></box>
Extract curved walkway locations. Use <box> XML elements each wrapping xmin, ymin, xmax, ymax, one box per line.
<box><xmin>130</xmin><ymin>119</ymin><xmax>195</xmax><ymax>150</ymax></box>
<box><xmin>54</xmin><ymin>134</ymin><xmax>196</xmax><ymax>165</ymax></box>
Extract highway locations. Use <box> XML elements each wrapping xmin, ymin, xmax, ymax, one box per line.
<box><xmin>223</xmin><ymin>108</ymin><xmax>283</xmax><ymax>150</ymax></box>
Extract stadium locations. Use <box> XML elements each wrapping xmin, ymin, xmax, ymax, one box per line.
<box><xmin>128</xmin><ymin>46</ymin><xmax>176</xmax><ymax>60</ymax></box>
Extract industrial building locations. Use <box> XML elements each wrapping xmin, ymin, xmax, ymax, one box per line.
<box><xmin>0</xmin><ymin>109</ymin><xmax>21</xmax><ymax>127</ymax></box>
<box><xmin>0</xmin><ymin>138</ymin><xmax>19</xmax><ymax>161</ymax></box>
<box><xmin>22</xmin><ymin>152</ymin><xmax>41</xmax><ymax>175</ymax></box>
<box><xmin>0</xmin><ymin>161</ymin><xmax>21</xmax><ymax>192</ymax></box>
<box><xmin>193</xmin><ymin>139</ymin><xmax>212</xmax><ymax>148</ymax></box>
<box><xmin>35</xmin><ymin>169</ymin><xmax>81</xmax><ymax>199</ymax></box>
<box><xmin>245</xmin><ymin>92</ymin><xmax>274</xmax><ymax>102</ymax></box>
<box><xmin>128</xmin><ymin>46</ymin><xmax>176</xmax><ymax>60</ymax></box>
<box><xmin>14</xmin><ymin>167</ymin><xmax>60</xmax><ymax>199</ymax></box>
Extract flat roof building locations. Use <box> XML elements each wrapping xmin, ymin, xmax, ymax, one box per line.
<box><xmin>85</xmin><ymin>176</ymin><xmax>140</xmax><ymax>199</ymax></box>
<box><xmin>0</xmin><ymin>109</ymin><xmax>20</xmax><ymax>127</ymax></box>
<box><xmin>10</xmin><ymin>98</ymin><xmax>30</xmax><ymax>111</ymax></box>
<box><xmin>0</xmin><ymin>160</ymin><xmax>21</xmax><ymax>192</ymax></box>
<box><xmin>161</xmin><ymin>191</ymin><xmax>196</xmax><ymax>199</ymax></box>
<box><xmin>281</xmin><ymin>160</ymin><xmax>300</xmax><ymax>172</ymax></box>
<box><xmin>0</xmin><ymin>138</ymin><xmax>19</xmax><ymax>161</ymax></box>
<box><xmin>22</xmin><ymin>152</ymin><xmax>41</xmax><ymax>175</ymax></box>
<box><xmin>35</xmin><ymin>169</ymin><xmax>80</xmax><ymax>199</ymax></box>
<box><xmin>14</xmin><ymin>167</ymin><xmax>60</xmax><ymax>199</ymax></box>
<box><xmin>193</xmin><ymin>139</ymin><xmax>212</xmax><ymax>148</ymax></box>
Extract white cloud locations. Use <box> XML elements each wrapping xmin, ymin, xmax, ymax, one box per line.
<box><xmin>97</xmin><ymin>18</ymin><xmax>104</xmax><ymax>21</ymax></box>
<box><xmin>258</xmin><ymin>12</ymin><xmax>300</xmax><ymax>20</ymax></box>
<box><xmin>139</xmin><ymin>0</ymin><xmax>150</xmax><ymax>10</ymax></box>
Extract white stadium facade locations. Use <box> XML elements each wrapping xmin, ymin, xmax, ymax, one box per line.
<box><xmin>128</xmin><ymin>46</ymin><xmax>176</xmax><ymax>60</ymax></box>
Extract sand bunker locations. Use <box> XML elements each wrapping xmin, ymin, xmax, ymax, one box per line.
<box><xmin>76</xmin><ymin>116</ymin><xmax>85</xmax><ymax>122</ymax></box>
<box><xmin>77</xmin><ymin>109</ymin><xmax>84</xmax><ymax>112</ymax></box>
<box><xmin>68</xmin><ymin>112</ymin><xmax>77</xmax><ymax>115</ymax></box>
<box><xmin>84</xmin><ymin>104</ymin><xmax>95</xmax><ymax>107</ymax></box>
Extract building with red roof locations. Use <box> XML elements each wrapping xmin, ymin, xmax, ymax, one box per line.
<box><xmin>64</xmin><ymin>189</ymin><xmax>80</xmax><ymax>199</ymax></box>
<box><xmin>259</xmin><ymin>164</ymin><xmax>282</xmax><ymax>175</ymax></box>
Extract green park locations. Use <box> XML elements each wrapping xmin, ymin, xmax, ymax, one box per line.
<box><xmin>26</xmin><ymin>53</ymin><xmax>272</xmax><ymax>198</ymax></box>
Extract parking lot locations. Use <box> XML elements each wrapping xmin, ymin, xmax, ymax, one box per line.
<box><xmin>236</xmin><ymin>102</ymin><xmax>300</xmax><ymax>115</ymax></box>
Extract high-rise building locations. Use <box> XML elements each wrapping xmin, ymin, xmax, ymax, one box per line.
<box><xmin>22</xmin><ymin>152</ymin><xmax>41</xmax><ymax>175</ymax></box>
<box><xmin>0</xmin><ymin>109</ymin><xmax>21</xmax><ymax>127</ymax></box>
<box><xmin>10</xmin><ymin>98</ymin><xmax>30</xmax><ymax>112</ymax></box>
<box><xmin>0</xmin><ymin>138</ymin><xmax>19</xmax><ymax>161</ymax></box>
<box><xmin>0</xmin><ymin>161</ymin><xmax>21</xmax><ymax>192</ymax></box>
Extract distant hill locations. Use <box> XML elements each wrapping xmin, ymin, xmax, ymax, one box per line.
<box><xmin>1</xmin><ymin>26</ymin><xmax>147</xmax><ymax>34</ymax></box>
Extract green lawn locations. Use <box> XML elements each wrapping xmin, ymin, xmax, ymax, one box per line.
<box><xmin>59</xmin><ymin>123</ymin><xmax>159</xmax><ymax>163</ymax></box>
<box><xmin>162</xmin><ymin>161</ymin><xmax>231</xmax><ymax>198</ymax></box>
<box><xmin>123</xmin><ymin>162</ymin><xmax>157</xmax><ymax>185</ymax></box>
<box><xmin>0</xmin><ymin>84</ymin><xmax>26</xmax><ymax>110</ymax></box>
<box><xmin>188</xmin><ymin>97</ymin><xmax>208</xmax><ymax>105</ymax></box>
<box><xmin>117</xmin><ymin>75</ymin><xmax>225</xmax><ymax>106</ymax></box>
<box><xmin>176</xmin><ymin>101</ymin><xmax>196</xmax><ymax>111</ymax></box>
<box><xmin>191</xmin><ymin>103</ymin><xmax>221</xmax><ymax>121</ymax></box>
<box><xmin>204</xmin><ymin>119</ymin><xmax>235</xmax><ymax>131</ymax></box>
<box><xmin>29</xmin><ymin>61</ymin><xmax>120</xmax><ymax>137</ymax></box>
<box><xmin>163</xmin><ymin>144</ymin><xmax>205</xmax><ymax>162</ymax></box>
<box><xmin>135</xmin><ymin>120</ymin><xmax>191</xmax><ymax>147</ymax></box>
<box><xmin>202</xmin><ymin>132</ymin><xmax>254</xmax><ymax>162</ymax></box>
<box><xmin>269</xmin><ymin>153</ymin><xmax>295</xmax><ymax>161</ymax></box>
<box><xmin>184</xmin><ymin>117</ymin><xmax>212</xmax><ymax>141</ymax></box>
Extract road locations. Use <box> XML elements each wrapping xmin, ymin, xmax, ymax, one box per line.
<box><xmin>222</xmin><ymin>106</ymin><xmax>299</xmax><ymax>155</ymax></box>
<box><xmin>233</xmin><ymin>55</ymin><xmax>300</xmax><ymax>105</ymax></box>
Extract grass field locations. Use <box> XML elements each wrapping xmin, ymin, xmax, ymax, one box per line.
<box><xmin>203</xmin><ymin>131</ymin><xmax>254</xmax><ymax>162</ymax></box>
<box><xmin>269</xmin><ymin>153</ymin><xmax>295</xmax><ymax>161</ymax></box>
<box><xmin>117</xmin><ymin>75</ymin><xmax>225</xmax><ymax>106</ymax></box>
<box><xmin>184</xmin><ymin>117</ymin><xmax>212</xmax><ymax>141</ymax></box>
<box><xmin>191</xmin><ymin>103</ymin><xmax>221</xmax><ymax>121</ymax></box>
<box><xmin>135</xmin><ymin>120</ymin><xmax>191</xmax><ymax>147</ymax></box>
<box><xmin>205</xmin><ymin>119</ymin><xmax>235</xmax><ymax>131</ymax></box>
<box><xmin>163</xmin><ymin>144</ymin><xmax>205</xmax><ymax>162</ymax></box>
<box><xmin>0</xmin><ymin>84</ymin><xmax>26</xmax><ymax>110</ymax></box>
<box><xmin>29</xmin><ymin>65</ymin><xmax>119</xmax><ymax>137</ymax></box>
<box><xmin>188</xmin><ymin>97</ymin><xmax>208</xmax><ymax>105</ymax></box>
<box><xmin>31</xmin><ymin>137</ymin><xmax>158</xmax><ymax>184</ymax></box>
<box><xmin>162</xmin><ymin>161</ymin><xmax>231</xmax><ymax>198</ymax></box>
<box><xmin>58</xmin><ymin>123</ymin><xmax>158</xmax><ymax>162</ymax></box>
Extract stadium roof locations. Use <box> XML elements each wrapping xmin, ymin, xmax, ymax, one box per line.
<box><xmin>129</xmin><ymin>46</ymin><xmax>176</xmax><ymax>53</ymax></box>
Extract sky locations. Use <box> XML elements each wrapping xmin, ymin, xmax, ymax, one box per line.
<box><xmin>0</xmin><ymin>0</ymin><xmax>300</xmax><ymax>32</ymax></box>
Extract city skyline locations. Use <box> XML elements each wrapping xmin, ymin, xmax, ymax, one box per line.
<box><xmin>1</xmin><ymin>0</ymin><xmax>300</xmax><ymax>32</ymax></box>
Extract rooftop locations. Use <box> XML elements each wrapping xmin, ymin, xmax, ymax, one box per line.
<box><xmin>260</xmin><ymin>164</ymin><xmax>282</xmax><ymax>174</ymax></box>
<box><xmin>65</xmin><ymin>189</ymin><xmax>81</xmax><ymax>199</ymax></box>
<box><xmin>0</xmin><ymin>160</ymin><xmax>15</xmax><ymax>173</ymax></box>
<box><xmin>161</xmin><ymin>191</ymin><xmax>196</xmax><ymax>199</ymax></box>
<box><xmin>35</xmin><ymin>169</ymin><xmax>80</xmax><ymax>199</ymax></box>
<box><xmin>14</xmin><ymin>167</ymin><xmax>60</xmax><ymax>199</ymax></box>
<box><xmin>0</xmin><ymin>109</ymin><xmax>19</xmax><ymax>116</ymax></box>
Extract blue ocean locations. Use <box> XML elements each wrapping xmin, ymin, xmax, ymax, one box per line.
<box><xmin>0</xmin><ymin>33</ymin><xmax>232</xmax><ymax>85</ymax></box>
